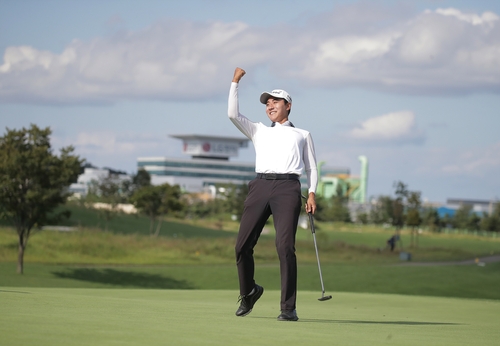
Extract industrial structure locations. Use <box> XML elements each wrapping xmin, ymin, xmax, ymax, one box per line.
<box><xmin>137</xmin><ymin>135</ymin><xmax>255</xmax><ymax>194</ymax></box>
<box><xmin>316</xmin><ymin>155</ymin><xmax>369</xmax><ymax>203</ymax></box>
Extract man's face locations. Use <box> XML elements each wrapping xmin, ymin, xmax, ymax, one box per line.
<box><xmin>265</xmin><ymin>97</ymin><xmax>291</xmax><ymax>124</ymax></box>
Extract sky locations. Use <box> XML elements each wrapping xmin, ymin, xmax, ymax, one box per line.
<box><xmin>1</xmin><ymin>0</ymin><xmax>499</xmax><ymax>204</ymax></box>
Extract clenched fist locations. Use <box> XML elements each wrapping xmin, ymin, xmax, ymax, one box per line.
<box><xmin>232</xmin><ymin>67</ymin><xmax>246</xmax><ymax>83</ymax></box>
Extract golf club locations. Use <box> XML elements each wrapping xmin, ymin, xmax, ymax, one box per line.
<box><xmin>307</xmin><ymin>212</ymin><xmax>332</xmax><ymax>301</ymax></box>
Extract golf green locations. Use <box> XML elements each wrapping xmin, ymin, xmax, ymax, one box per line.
<box><xmin>1</xmin><ymin>288</ymin><xmax>499</xmax><ymax>345</ymax></box>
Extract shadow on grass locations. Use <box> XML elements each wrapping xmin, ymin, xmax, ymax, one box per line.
<box><xmin>0</xmin><ymin>289</ymin><xmax>32</xmax><ymax>294</ymax></box>
<box><xmin>52</xmin><ymin>268</ymin><xmax>194</xmax><ymax>289</ymax></box>
<box><xmin>252</xmin><ymin>317</ymin><xmax>462</xmax><ymax>325</ymax></box>
<box><xmin>300</xmin><ymin>319</ymin><xmax>463</xmax><ymax>325</ymax></box>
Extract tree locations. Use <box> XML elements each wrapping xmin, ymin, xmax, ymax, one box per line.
<box><xmin>330</xmin><ymin>194</ymin><xmax>352</xmax><ymax>222</ymax></box>
<box><xmin>454</xmin><ymin>204</ymin><xmax>480</xmax><ymax>231</ymax></box>
<box><xmin>315</xmin><ymin>185</ymin><xmax>351</xmax><ymax>222</ymax></box>
<box><xmin>183</xmin><ymin>197</ymin><xmax>214</xmax><ymax>219</ymax></box>
<box><xmin>131</xmin><ymin>185</ymin><xmax>164</xmax><ymax>236</ymax></box>
<box><xmin>406</xmin><ymin>191</ymin><xmax>422</xmax><ymax>247</ymax></box>
<box><xmin>0</xmin><ymin>125</ymin><xmax>83</xmax><ymax>274</ymax></box>
<box><xmin>85</xmin><ymin>175</ymin><xmax>128</xmax><ymax>231</ymax></box>
<box><xmin>357</xmin><ymin>212</ymin><xmax>369</xmax><ymax>224</ymax></box>
<box><xmin>130</xmin><ymin>183</ymin><xmax>183</xmax><ymax>237</ymax></box>
<box><xmin>133</xmin><ymin>168</ymin><xmax>151</xmax><ymax>190</ymax></box>
<box><xmin>392</xmin><ymin>181</ymin><xmax>408</xmax><ymax>233</ymax></box>
<box><xmin>369</xmin><ymin>195</ymin><xmax>393</xmax><ymax>224</ymax></box>
<box><xmin>120</xmin><ymin>168</ymin><xmax>151</xmax><ymax>201</ymax></box>
<box><xmin>421</xmin><ymin>207</ymin><xmax>440</xmax><ymax>232</ymax></box>
<box><xmin>479</xmin><ymin>203</ymin><xmax>500</xmax><ymax>232</ymax></box>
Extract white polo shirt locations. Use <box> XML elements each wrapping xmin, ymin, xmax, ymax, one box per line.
<box><xmin>228</xmin><ymin>82</ymin><xmax>318</xmax><ymax>194</ymax></box>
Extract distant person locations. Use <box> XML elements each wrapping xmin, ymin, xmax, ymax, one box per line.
<box><xmin>387</xmin><ymin>234</ymin><xmax>400</xmax><ymax>251</ymax></box>
<box><xmin>228</xmin><ymin>67</ymin><xmax>318</xmax><ymax>321</ymax></box>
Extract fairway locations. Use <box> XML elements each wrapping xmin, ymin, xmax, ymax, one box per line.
<box><xmin>1</xmin><ymin>288</ymin><xmax>499</xmax><ymax>346</ymax></box>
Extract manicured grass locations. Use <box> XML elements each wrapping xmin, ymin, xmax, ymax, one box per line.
<box><xmin>1</xmin><ymin>288</ymin><xmax>499</xmax><ymax>346</ymax></box>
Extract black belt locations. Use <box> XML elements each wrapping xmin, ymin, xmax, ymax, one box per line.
<box><xmin>256</xmin><ymin>173</ymin><xmax>299</xmax><ymax>180</ymax></box>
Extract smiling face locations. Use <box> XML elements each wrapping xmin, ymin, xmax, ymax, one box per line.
<box><xmin>265</xmin><ymin>97</ymin><xmax>291</xmax><ymax>124</ymax></box>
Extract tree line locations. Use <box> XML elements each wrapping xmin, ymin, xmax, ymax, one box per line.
<box><xmin>315</xmin><ymin>180</ymin><xmax>500</xmax><ymax>237</ymax></box>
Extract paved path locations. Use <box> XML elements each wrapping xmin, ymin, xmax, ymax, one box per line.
<box><xmin>395</xmin><ymin>255</ymin><xmax>500</xmax><ymax>266</ymax></box>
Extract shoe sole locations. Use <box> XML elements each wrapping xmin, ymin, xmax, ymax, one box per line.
<box><xmin>277</xmin><ymin>317</ymin><xmax>299</xmax><ymax>321</ymax></box>
<box><xmin>237</xmin><ymin>309</ymin><xmax>252</xmax><ymax>317</ymax></box>
<box><xmin>277</xmin><ymin>309</ymin><xmax>299</xmax><ymax>321</ymax></box>
<box><xmin>235</xmin><ymin>286</ymin><xmax>264</xmax><ymax>317</ymax></box>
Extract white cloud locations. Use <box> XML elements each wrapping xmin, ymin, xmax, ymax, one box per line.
<box><xmin>349</xmin><ymin>111</ymin><xmax>425</xmax><ymax>145</ymax></box>
<box><xmin>0</xmin><ymin>6</ymin><xmax>499</xmax><ymax>104</ymax></box>
<box><xmin>0</xmin><ymin>20</ymin><xmax>256</xmax><ymax>104</ymax></box>
<box><xmin>314</xmin><ymin>34</ymin><xmax>397</xmax><ymax>65</ymax></box>
<box><xmin>434</xmin><ymin>8</ymin><xmax>499</xmax><ymax>26</ymax></box>
<box><xmin>300</xmin><ymin>7</ymin><xmax>500</xmax><ymax>92</ymax></box>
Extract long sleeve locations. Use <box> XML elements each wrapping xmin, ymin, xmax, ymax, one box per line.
<box><xmin>228</xmin><ymin>82</ymin><xmax>258</xmax><ymax>140</ymax></box>
<box><xmin>303</xmin><ymin>133</ymin><xmax>318</xmax><ymax>194</ymax></box>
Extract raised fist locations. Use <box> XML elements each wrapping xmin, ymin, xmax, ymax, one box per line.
<box><xmin>233</xmin><ymin>67</ymin><xmax>246</xmax><ymax>83</ymax></box>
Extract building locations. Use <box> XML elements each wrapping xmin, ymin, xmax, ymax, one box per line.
<box><xmin>446</xmin><ymin>198</ymin><xmax>499</xmax><ymax>215</ymax></box>
<box><xmin>69</xmin><ymin>167</ymin><xmax>131</xmax><ymax>197</ymax></box>
<box><xmin>138</xmin><ymin>135</ymin><xmax>256</xmax><ymax>194</ymax></box>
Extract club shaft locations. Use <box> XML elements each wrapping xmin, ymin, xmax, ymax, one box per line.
<box><xmin>312</xmin><ymin>232</ymin><xmax>326</xmax><ymax>295</ymax></box>
<box><xmin>309</xmin><ymin>213</ymin><xmax>326</xmax><ymax>296</ymax></box>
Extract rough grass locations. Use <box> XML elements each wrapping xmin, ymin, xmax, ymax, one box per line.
<box><xmin>3</xmin><ymin>225</ymin><xmax>498</xmax><ymax>266</ymax></box>
<box><xmin>47</xmin><ymin>203</ymin><xmax>240</xmax><ymax>236</ymax></box>
<box><xmin>0</xmin><ymin>228</ymin><xmax>237</xmax><ymax>265</ymax></box>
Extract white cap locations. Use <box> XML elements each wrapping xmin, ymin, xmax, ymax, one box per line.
<box><xmin>260</xmin><ymin>89</ymin><xmax>292</xmax><ymax>104</ymax></box>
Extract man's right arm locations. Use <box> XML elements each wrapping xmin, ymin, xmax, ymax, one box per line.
<box><xmin>228</xmin><ymin>67</ymin><xmax>246</xmax><ymax>120</ymax></box>
<box><xmin>228</xmin><ymin>67</ymin><xmax>257</xmax><ymax>139</ymax></box>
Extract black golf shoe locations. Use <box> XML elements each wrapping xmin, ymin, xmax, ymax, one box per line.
<box><xmin>235</xmin><ymin>284</ymin><xmax>264</xmax><ymax>317</ymax></box>
<box><xmin>277</xmin><ymin>309</ymin><xmax>299</xmax><ymax>321</ymax></box>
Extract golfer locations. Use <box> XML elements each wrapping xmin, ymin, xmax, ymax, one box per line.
<box><xmin>228</xmin><ymin>67</ymin><xmax>318</xmax><ymax>321</ymax></box>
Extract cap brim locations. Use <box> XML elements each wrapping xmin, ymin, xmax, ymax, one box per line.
<box><xmin>260</xmin><ymin>92</ymin><xmax>272</xmax><ymax>104</ymax></box>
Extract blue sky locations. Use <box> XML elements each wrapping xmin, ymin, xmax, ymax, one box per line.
<box><xmin>1</xmin><ymin>0</ymin><xmax>499</xmax><ymax>203</ymax></box>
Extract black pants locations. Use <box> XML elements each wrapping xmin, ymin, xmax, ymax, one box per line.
<box><xmin>235</xmin><ymin>178</ymin><xmax>302</xmax><ymax>311</ymax></box>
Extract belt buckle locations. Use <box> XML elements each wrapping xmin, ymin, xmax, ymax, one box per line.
<box><xmin>265</xmin><ymin>173</ymin><xmax>277</xmax><ymax>180</ymax></box>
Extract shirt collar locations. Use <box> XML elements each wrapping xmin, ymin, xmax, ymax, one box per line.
<box><xmin>271</xmin><ymin>121</ymin><xmax>295</xmax><ymax>128</ymax></box>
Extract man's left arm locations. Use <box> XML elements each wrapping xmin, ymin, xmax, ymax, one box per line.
<box><xmin>303</xmin><ymin>133</ymin><xmax>318</xmax><ymax>214</ymax></box>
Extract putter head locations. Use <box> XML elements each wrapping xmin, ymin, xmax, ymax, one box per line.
<box><xmin>318</xmin><ymin>295</ymin><xmax>332</xmax><ymax>301</ymax></box>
